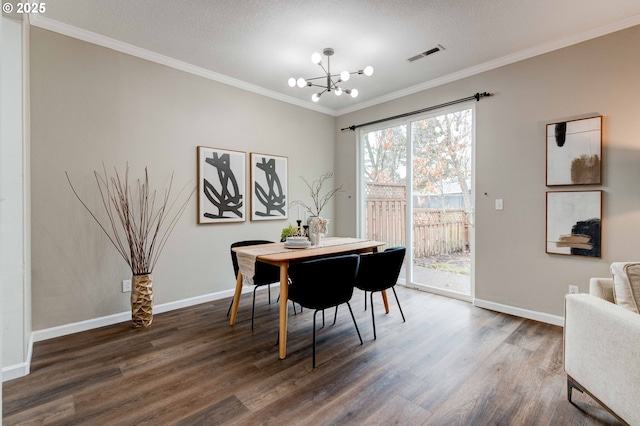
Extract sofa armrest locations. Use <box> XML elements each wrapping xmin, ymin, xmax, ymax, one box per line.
<box><xmin>589</xmin><ymin>277</ymin><xmax>614</xmax><ymax>303</ymax></box>
<box><xmin>564</xmin><ymin>293</ymin><xmax>640</xmax><ymax>425</ymax></box>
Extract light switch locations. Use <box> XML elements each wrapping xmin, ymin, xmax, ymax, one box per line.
<box><xmin>495</xmin><ymin>199</ymin><xmax>503</xmax><ymax>210</ymax></box>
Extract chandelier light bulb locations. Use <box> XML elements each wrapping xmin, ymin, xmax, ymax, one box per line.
<box><xmin>287</xmin><ymin>48</ymin><xmax>372</xmax><ymax>103</ymax></box>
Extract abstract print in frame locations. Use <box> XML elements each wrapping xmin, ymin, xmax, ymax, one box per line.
<box><xmin>250</xmin><ymin>153</ymin><xmax>288</xmax><ymax>221</ymax></box>
<box><xmin>197</xmin><ymin>146</ymin><xmax>245</xmax><ymax>224</ymax></box>
<box><xmin>546</xmin><ymin>190</ymin><xmax>602</xmax><ymax>258</ymax></box>
<box><xmin>546</xmin><ymin>116</ymin><xmax>602</xmax><ymax>186</ymax></box>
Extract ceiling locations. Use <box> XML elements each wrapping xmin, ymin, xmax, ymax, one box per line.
<box><xmin>24</xmin><ymin>0</ymin><xmax>640</xmax><ymax>115</ymax></box>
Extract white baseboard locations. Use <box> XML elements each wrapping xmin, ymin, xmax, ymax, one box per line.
<box><xmin>2</xmin><ymin>362</ymin><xmax>30</xmax><ymax>382</ymax></box>
<box><xmin>2</xmin><ymin>335</ymin><xmax>33</xmax><ymax>382</ymax></box>
<box><xmin>32</xmin><ymin>286</ymin><xmax>259</xmax><ymax>343</ymax></box>
<box><xmin>1</xmin><ymin>286</ymin><xmax>262</xmax><ymax>382</ymax></box>
<box><xmin>473</xmin><ymin>298</ymin><xmax>564</xmax><ymax>327</ymax></box>
<box><xmin>2</xmin><ymin>286</ymin><xmax>262</xmax><ymax>382</ymax></box>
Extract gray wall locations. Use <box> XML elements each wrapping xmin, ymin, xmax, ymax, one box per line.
<box><xmin>336</xmin><ymin>25</ymin><xmax>640</xmax><ymax>317</ymax></box>
<box><xmin>27</xmin><ymin>23</ymin><xmax>640</xmax><ymax>332</ymax></box>
<box><xmin>30</xmin><ymin>27</ymin><xmax>335</xmax><ymax>330</ymax></box>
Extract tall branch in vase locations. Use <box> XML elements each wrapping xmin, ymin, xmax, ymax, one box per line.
<box><xmin>66</xmin><ymin>164</ymin><xmax>195</xmax><ymax>328</ymax></box>
<box><xmin>291</xmin><ymin>171</ymin><xmax>343</xmax><ymax>245</ymax></box>
<box><xmin>292</xmin><ymin>171</ymin><xmax>344</xmax><ymax>217</ymax></box>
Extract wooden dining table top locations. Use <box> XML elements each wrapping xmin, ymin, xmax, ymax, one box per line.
<box><xmin>238</xmin><ymin>237</ymin><xmax>386</xmax><ymax>265</ymax></box>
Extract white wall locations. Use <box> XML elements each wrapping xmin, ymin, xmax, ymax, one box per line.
<box><xmin>1</xmin><ymin>16</ymin><xmax>31</xmax><ymax>380</ymax></box>
<box><xmin>336</xmin><ymin>25</ymin><xmax>640</xmax><ymax>319</ymax></box>
<box><xmin>29</xmin><ymin>27</ymin><xmax>336</xmax><ymax>331</ymax></box>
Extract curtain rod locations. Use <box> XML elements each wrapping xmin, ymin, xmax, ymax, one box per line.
<box><xmin>340</xmin><ymin>92</ymin><xmax>492</xmax><ymax>132</ymax></box>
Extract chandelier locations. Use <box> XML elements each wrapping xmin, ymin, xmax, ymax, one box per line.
<box><xmin>288</xmin><ymin>48</ymin><xmax>374</xmax><ymax>102</ymax></box>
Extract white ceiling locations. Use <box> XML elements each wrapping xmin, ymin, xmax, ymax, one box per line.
<box><xmin>26</xmin><ymin>0</ymin><xmax>640</xmax><ymax>115</ymax></box>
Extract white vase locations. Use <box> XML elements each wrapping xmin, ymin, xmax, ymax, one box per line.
<box><xmin>307</xmin><ymin>216</ymin><xmax>327</xmax><ymax>246</ymax></box>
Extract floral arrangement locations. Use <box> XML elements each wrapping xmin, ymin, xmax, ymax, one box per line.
<box><xmin>291</xmin><ymin>171</ymin><xmax>343</xmax><ymax>217</ymax></box>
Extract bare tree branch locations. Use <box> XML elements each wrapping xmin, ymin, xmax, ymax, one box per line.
<box><xmin>66</xmin><ymin>165</ymin><xmax>195</xmax><ymax>275</ymax></box>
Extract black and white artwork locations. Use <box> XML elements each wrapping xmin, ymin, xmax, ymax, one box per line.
<box><xmin>546</xmin><ymin>190</ymin><xmax>602</xmax><ymax>258</ymax></box>
<box><xmin>250</xmin><ymin>153</ymin><xmax>287</xmax><ymax>221</ymax></box>
<box><xmin>197</xmin><ymin>146</ymin><xmax>245</xmax><ymax>224</ymax></box>
<box><xmin>546</xmin><ymin>116</ymin><xmax>602</xmax><ymax>186</ymax></box>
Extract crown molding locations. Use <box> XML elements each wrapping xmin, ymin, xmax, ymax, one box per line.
<box><xmin>28</xmin><ymin>14</ymin><xmax>337</xmax><ymax>116</ymax></box>
<box><xmin>336</xmin><ymin>13</ymin><xmax>640</xmax><ymax>116</ymax></box>
<box><xmin>29</xmin><ymin>13</ymin><xmax>640</xmax><ymax>118</ymax></box>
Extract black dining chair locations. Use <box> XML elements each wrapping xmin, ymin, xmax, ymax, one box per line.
<box><xmin>355</xmin><ymin>247</ymin><xmax>406</xmax><ymax>340</ymax></box>
<box><xmin>288</xmin><ymin>254</ymin><xmax>363</xmax><ymax>368</ymax></box>
<box><xmin>228</xmin><ymin>240</ymin><xmax>281</xmax><ymax>330</ymax></box>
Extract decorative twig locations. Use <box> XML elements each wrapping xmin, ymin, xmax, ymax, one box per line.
<box><xmin>66</xmin><ymin>164</ymin><xmax>195</xmax><ymax>275</ymax></box>
<box><xmin>291</xmin><ymin>171</ymin><xmax>344</xmax><ymax>217</ymax></box>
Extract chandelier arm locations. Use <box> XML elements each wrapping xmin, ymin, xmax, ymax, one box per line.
<box><xmin>317</xmin><ymin>63</ymin><xmax>329</xmax><ymax>75</ymax></box>
<box><xmin>305</xmin><ymin>75</ymin><xmax>330</xmax><ymax>82</ymax></box>
<box><xmin>308</xmin><ymin>83</ymin><xmax>331</xmax><ymax>89</ymax></box>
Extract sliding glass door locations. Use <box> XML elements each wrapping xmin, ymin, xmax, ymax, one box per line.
<box><xmin>360</xmin><ymin>105</ymin><xmax>474</xmax><ymax>300</ymax></box>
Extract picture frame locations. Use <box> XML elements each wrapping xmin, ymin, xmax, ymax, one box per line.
<box><xmin>546</xmin><ymin>190</ymin><xmax>602</xmax><ymax>258</ymax></box>
<box><xmin>197</xmin><ymin>146</ymin><xmax>246</xmax><ymax>224</ymax></box>
<box><xmin>546</xmin><ymin>116</ymin><xmax>602</xmax><ymax>186</ymax></box>
<box><xmin>250</xmin><ymin>153</ymin><xmax>288</xmax><ymax>221</ymax></box>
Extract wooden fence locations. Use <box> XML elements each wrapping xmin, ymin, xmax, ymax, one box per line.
<box><xmin>365</xmin><ymin>182</ymin><xmax>469</xmax><ymax>257</ymax></box>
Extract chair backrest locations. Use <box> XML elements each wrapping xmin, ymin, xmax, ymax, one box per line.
<box><xmin>230</xmin><ymin>240</ymin><xmax>280</xmax><ymax>284</ymax></box>
<box><xmin>355</xmin><ymin>247</ymin><xmax>406</xmax><ymax>292</ymax></box>
<box><xmin>288</xmin><ymin>254</ymin><xmax>360</xmax><ymax>310</ymax></box>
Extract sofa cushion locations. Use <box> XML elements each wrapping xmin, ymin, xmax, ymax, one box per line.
<box><xmin>610</xmin><ymin>262</ymin><xmax>640</xmax><ymax>313</ymax></box>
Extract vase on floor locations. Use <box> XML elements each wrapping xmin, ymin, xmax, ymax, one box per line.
<box><xmin>131</xmin><ymin>273</ymin><xmax>153</xmax><ymax>328</ymax></box>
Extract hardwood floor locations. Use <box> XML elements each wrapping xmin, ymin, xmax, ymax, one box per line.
<box><xmin>3</xmin><ymin>286</ymin><xmax>622</xmax><ymax>425</ymax></box>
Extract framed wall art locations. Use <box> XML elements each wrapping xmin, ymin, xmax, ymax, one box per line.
<box><xmin>197</xmin><ymin>146</ymin><xmax>246</xmax><ymax>224</ymax></box>
<box><xmin>546</xmin><ymin>116</ymin><xmax>602</xmax><ymax>186</ymax></box>
<box><xmin>546</xmin><ymin>190</ymin><xmax>602</xmax><ymax>258</ymax></box>
<box><xmin>250</xmin><ymin>153</ymin><xmax>288</xmax><ymax>221</ymax></box>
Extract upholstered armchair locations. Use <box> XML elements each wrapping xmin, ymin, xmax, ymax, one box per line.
<box><xmin>564</xmin><ymin>263</ymin><xmax>640</xmax><ymax>425</ymax></box>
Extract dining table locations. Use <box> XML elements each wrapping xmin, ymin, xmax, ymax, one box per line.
<box><xmin>229</xmin><ymin>237</ymin><xmax>386</xmax><ymax>359</ymax></box>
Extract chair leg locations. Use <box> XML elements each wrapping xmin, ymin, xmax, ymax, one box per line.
<box><xmin>333</xmin><ymin>305</ymin><xmax>339</xmax><ymax>325</ymax></box>
<box><xmin>312</xmin><ymin>310</ymin><xmax>319</xmax><ymax>368</ymax></box>
<box><xmin>321</xmin><ymin>310</ymin><xmax>325</xmax><ymax>328</ymax></box>
<box><xmin>251</xmin><ymin>286</ymin><xmax>258</xmax><ymax>330</ymax></box>
<box><xmin>370</xmin><ymin>292</ymin><xmax>377</xmax><ymax>340</ymax></box>
<box><xmin>567</xmin><ymin>376</ymin><xmax>583</xmax><ymax>403</ymax></box>
<box><xmin>226</xmin><ymin>297</ymin><xmax>234</xmax><ymax>317</ymax></box>
<box><xmin>391</xmin><ymin>287</ymin><xmax>406</xmax><ymax>323</ymax></box>
<box><xmin>268</xmin><ymin>284</ymin><xmax>271</xmax><ymax>304</ymax></box>
<box><xmin>363</xmin><ymin>290</ymin><xmax>368</xmax><ymax>311</ymax></box>
<box><xmin>346</xmin><ymin>302</ymin><xmax>363</xmax><ymax>345</ymax></box>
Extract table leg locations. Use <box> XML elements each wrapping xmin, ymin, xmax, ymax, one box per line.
<box><xmin>278</xmin><ymin>263</ymin><xmax>289</xmax><ymax>359</ymax></box>
<box><xmin>381</xmin><ymin>290</ymin><xmax>390</xmax><ymax>314</ymax></box>
<box><xmin>229</xmin><ymin>272</ymin><xmax>243</xmax><ymax>326</ymax></box>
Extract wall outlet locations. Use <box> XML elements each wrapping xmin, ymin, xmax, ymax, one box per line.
<box><xmin>568</xmin><ymin>285</ymin><xmax>579</xmax><ymax>294</ymax></box>
<box><xmin>122</xmin><ymin>279</ymin><xmax>132</xmax><ymax>293</ymax></box>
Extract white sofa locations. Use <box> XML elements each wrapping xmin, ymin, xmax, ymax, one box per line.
<box><xmin>564</xmin><ymin>276</ymin><xmax>640</xmax><ymax>425</ymax></box>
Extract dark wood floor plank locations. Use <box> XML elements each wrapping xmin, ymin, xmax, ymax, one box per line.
<box><xmin>3</xmin><ymin>286</ymin><xmax>623</xmax><ymax>425</ymax></box>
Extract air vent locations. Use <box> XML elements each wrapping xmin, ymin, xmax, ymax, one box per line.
<box><xmin>407</xmin><ymin>45</ymin><xmax>445</xmax><ymax>62</ymax></box>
